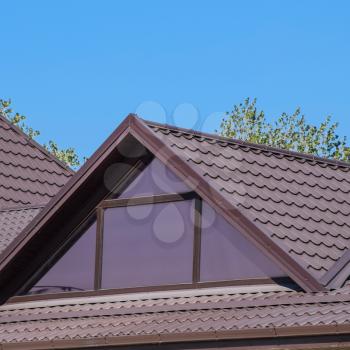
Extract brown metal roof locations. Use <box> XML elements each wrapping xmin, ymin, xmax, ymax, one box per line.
<box><xmin>0</xmin><ymin>206</ymin><xmax>42</xmax><ymax>255</ymax></box>
<box><xmin>1</xmin><ymin>114</ymin><xmax>350</xmax><ymax>303</ymax></box>
<box><xmin>1</xmin><ymin>284</ymin><xmax>350</xmax><ymax>348</ymax></box>
<box><xmin>1</xmin><ymin>115</ymin><xmax>350</xmax><ymax>348</ymax></box>
<box><xmin>1</xmin><ymin>114</ymin><xmax>346</xmax><ymax>298</ymax></box>
<box><xmin>0</xmin><ymin>116</ymin><xmax>73</xmax><ymax>209</ymax></box>
<box><xmin>0</xmin><ymin>116</ymin><xmax>73</xmax><ymax>266</ymax></box>
<box><xmin>144</xmin><ymin>120</ymin><xmax>350</xmax><ymax>288</ymax></box>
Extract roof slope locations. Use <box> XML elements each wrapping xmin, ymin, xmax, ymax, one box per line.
<box><xmin>1</xmin><ymin>116</ymin><xmax>350</xmax><ymax>348</ymax></box>
<box><xmin>0</xmin><ymin>206</ymin><xmax>42</xmax><ymax>256</ymax></box>
<box><xmin>1</xmin><ymin>285</ymin><xmax>350</xmax><ymax>347</ymax></box>
<box><xmin>146</xmin><ymin>121</ymin><xmax>350</xmax><ymax>283</ymax></box>
<box><xmin>0</xmin><ymin>116</ymin><xmax>73</xmax><ymax>209</ymax></box>
<box><xmin>1</xmin><ymin>115</ymin><xmax>349</xmax><ymax>298</ymax></box>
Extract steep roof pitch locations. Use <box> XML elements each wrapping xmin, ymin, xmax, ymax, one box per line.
<box><xmin>0</xmin><ymin>115</ymin><xmax>73</xmax><ymax>209</ymax></box>
<box><xmin>0</xmin><ymin>114</ymin><xmax>350</xmax><ymax>300</ymax></box>
<box><xmin>145</xmin><ymin>121</ymin><xmax>350</xmax><ymax>287</ymax></box>
<box><xmin>1</xmin><ymin>115</ymin><xmax>350</xmax><ymax>349</ymax></box>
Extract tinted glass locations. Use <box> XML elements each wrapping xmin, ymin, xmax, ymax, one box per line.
<box><xmin>29</xmin><ymin>221</ymin><xmax>97</xmax><ymax>295</ymax></box>
<box><xmin>102</xmin><ymin>200</ymin><xmax>194</xmax><ymax>289</ymax></box>
<box><xmin>200</xmin><ymin>202</ymin><xmax>285</xmax><ymax>281</ymax></box>
<box><xmin>119</xmin><ymin>158</ymin><xmax>191</xmax><ymax>198</ymax></box>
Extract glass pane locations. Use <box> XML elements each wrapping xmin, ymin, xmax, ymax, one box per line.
<box><xmin>200</xmin><ymin>202</ymin><xmax>285</xmax><ymax>282</ymax></box>
<box><xmin>102</xmin><ymin>200</ymin><xmax>194</xmax><ymax>289</ymax></box>
<box><xmin>118</xmin><ymin>158</ymin><xmax>191</xmax><ymax>198</ymax></box>
<box><xmin>29</xmin><ymin>220</ymin><xmax>96</xmax><ymax>295</ymax></box>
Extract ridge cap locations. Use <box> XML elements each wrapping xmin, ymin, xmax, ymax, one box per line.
<box><xmin>143</xmin><ymin>118</ymin><xmax>350</xmax><ymax>169</ymax></box>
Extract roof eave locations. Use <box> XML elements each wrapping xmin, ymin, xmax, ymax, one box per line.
<box><xmin>2</xmin><ymin>324</ymin><xmax>350</xmax><ymax>350</ymax></box>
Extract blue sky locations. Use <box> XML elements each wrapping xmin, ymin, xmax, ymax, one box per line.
<box><xmin>1</xmin><ymin>0</ymin><xmax>350</xmax><ymax>159</ymax></box>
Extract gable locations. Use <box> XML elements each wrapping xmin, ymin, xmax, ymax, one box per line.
<box><xmin>0</xmin><ymin>115</ymin><xmax>330</xmax><ymax>303</ymax></box>
<box><xmin>118</xmin><ymin>157</ymin><xmax>191</xmax><ymax>197</ymax></box>
<box><xmin>24</xmin><ymin>157</ymin><xmax>285</xmax><ymax>297</ymax></box>
<box><xmin>1</xmin><ymin>116</ymin><xmax>350</xmax><ymax>349</ymax></box>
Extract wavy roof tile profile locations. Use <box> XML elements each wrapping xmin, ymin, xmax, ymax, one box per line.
<box><xmin>0</xmin><ymin>116</ymin><xmax>73</xmax><ymax>209</ymax></box>
<box><xmin>0</xmin><ymin>206</ymin><xmax>43</xmax><ymax>256</ymax></box>
<box><xmin>0</xmin><ymin>115</ymin><xmax>350</xmax><ymax>348</ymax></box>
<box><xmin>0</xmin><ymin>115</ymin><xmax>73</xmax><ymax>257</ymax></box>
<box><xmin>1</xmin><ymin>115</ymin><xmax>350</xmax><ymax>293</ymax></box>
<box><xmin>1</xmin><ymin>115</ymin><xmax>350</xmax><ymax>294</ymax></box>
<box><xmin>145</xmin><ymin>120</ymin><xmax>350</xmax><ymax>288</ymax></box>
<box><xmin>1</xmin><ymin>284</ymin><xmax>350</xmax><ymax>348</ymax></box>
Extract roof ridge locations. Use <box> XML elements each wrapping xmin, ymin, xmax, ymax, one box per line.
<box><xmin>143</xmin><ymin>118</ymin><xmax>350</xmax><ymax>169</ymax></box>
<box><xmin>0</xmin><ymin>115</ymin><xmax>75</xmax><ymax>176</ymax></box>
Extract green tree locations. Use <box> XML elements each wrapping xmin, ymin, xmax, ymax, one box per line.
<box><xmin>0</xmin><ymin>99</ymin><xmax>80</xmax><ymax>168</ymax></box>
<box><xmin>219</xmin><ymin>98</ymin><xmax>350</xmax><ymax>162</ymax></box>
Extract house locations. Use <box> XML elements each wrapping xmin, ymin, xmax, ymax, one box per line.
<box><xmin>0</xmin><ymin>113</ymin><xmax>349</xmax><ymax>350</ymax></box>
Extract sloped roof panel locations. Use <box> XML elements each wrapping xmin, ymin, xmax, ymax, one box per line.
<box><xmin>0</xmin><ymin>207</ymin><xmax>42</xmax><ymax>255</ymax></box>
<box><xmin>0</xmin><ymin>285</ymin><xmax>350</xmax><ymax>345</ymax></box>
<box><xmin>1</xmin><ymin>115</ymin><xmax>349</xmax><ymax>297</ymax></box>
<box><xmin>0</xmin><ymin>116</ymin><xmax>73</xmax><ymax>209</ymax></box>
<box><xmin>146</xmin><ymin>123</ymin><xmax>350</xmax><ymax>281</ymax></box>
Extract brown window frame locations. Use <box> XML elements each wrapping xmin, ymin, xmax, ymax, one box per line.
<box><xmin>12</xmin><ymin>192</ymin><xmax>294</xmax><ymax>303</ymax></box>
<box><xmin>94</xmin><ymin>191</ymin><xmax>199</xmax><ymax>290</ymax></box>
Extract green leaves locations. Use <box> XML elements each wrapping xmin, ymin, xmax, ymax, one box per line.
<box><xmin>44</xmin><ymin>140</ymin><xmax>80</xmax><ymax>168</ymax></box>
<box><xmin>220</xmin><ymin>98</ymin><xmax>350</xmax><ymax>162</ymax></box>
<box><xmin>0</xmin><ymin>98</ymin><xmax>81</xmax><ymax>168</ymax></box>
<box><xmin>2</xmin><ymin>96</ymin><xmax>347</xmax><ymax>169</ymax></box>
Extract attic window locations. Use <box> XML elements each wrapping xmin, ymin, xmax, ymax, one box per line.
<box><xmin>30</xmin><ymin>220</ymin><xmax>97</xmax><ymax>295</ymax></box>
<box><xmin>101</xmin><ymin>196</ymin><xmax>195</xmax><ymax>289</ymax></box>
<box><xmin>27</xmin><ymin>159</ymin><xmax>285</xmax><ymax>297</ymax></box>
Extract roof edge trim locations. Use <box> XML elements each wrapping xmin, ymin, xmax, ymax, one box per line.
<box><xmin>321</xmin><ymin>249</ymin><xmax>350</xmax><ymax>288</ymax></box>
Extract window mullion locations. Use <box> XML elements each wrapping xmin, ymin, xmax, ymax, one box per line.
<box><xmin>192</xmin><ymin>197</ymin><xmax>202</xmax><ymax>283</ymax></box>
<box><xmin>94</xmin><ymin>208</ymin><xmax>104</xmax><ymax>290</ymax></box>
